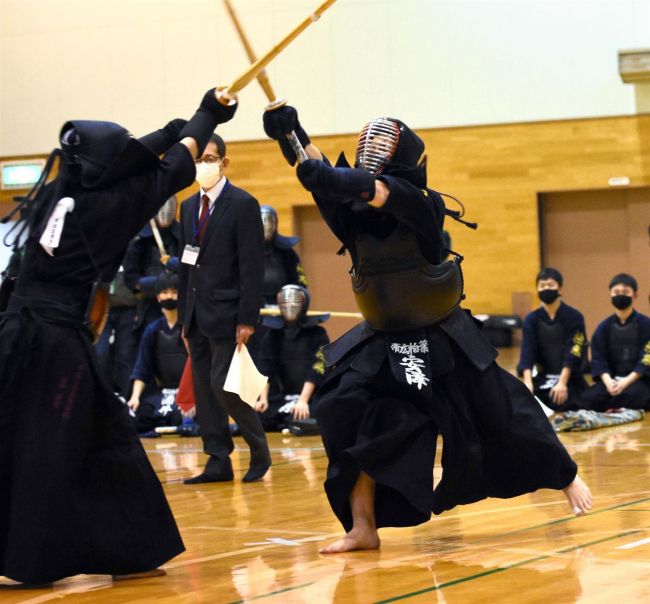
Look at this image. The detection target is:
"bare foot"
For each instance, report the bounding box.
[112,569,166,581]
[319,528,380,554]
[563,475,593,516]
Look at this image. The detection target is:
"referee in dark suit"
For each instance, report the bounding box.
[178,134,271,483]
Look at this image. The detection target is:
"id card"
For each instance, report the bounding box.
[181,244,200,265]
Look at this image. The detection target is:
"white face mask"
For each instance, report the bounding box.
[195,161,223,190]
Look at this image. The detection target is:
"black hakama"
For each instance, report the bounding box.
[0,315,184,583]
[0,142,195,583]
[316,316,578,533]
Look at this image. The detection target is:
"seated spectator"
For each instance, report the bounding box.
[127,271,186,434]
[254,285,329,432]
[579,273,650,411]
[248,205,310,363]
[518,268,588,411]
[260,205,308,305]
[123,195,181,338]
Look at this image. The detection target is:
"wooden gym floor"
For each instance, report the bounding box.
[1,350,649,603]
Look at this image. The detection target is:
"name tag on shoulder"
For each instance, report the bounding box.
[181,245,200,266]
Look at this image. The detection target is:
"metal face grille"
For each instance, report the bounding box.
[278,285,306,322]
[355,118,400,175]
[156,196,177,228]
[261,206,278,241]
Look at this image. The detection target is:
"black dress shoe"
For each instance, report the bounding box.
[184,457,233,484]
[242,460,271,483]
[183,470,233,484]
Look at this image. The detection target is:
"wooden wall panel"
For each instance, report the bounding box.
[3,114,650,314]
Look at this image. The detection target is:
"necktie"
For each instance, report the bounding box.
[198,194,210,243]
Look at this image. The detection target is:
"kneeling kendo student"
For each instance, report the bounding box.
[127,271,186,434]
[518,267,588,412]
[254,284,329,432]
[579,273,650,411]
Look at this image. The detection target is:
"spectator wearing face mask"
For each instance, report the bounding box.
[518,268,588,411]
[579,273,650,411]
[177,133,270,484]
[127,271,186,434]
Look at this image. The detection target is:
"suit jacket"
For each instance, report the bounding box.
[178,181,264,338]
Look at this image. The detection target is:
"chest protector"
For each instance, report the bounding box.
[535,320,565,374]
[263,247,290,298]
[608,320,639,376]
[278,332,316,394]
[351,225,464,331]
[153,326,187,388]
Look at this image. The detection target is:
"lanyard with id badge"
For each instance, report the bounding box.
[182,182,230,266]
[182,191,214,266]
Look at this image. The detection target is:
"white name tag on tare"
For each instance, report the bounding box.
[39,197,75,256]
[181,244,200,265]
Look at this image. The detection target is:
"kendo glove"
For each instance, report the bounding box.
[263,105,310,166]
[179,88,238,155]
[138,118,187,155]
[297,160,375,200]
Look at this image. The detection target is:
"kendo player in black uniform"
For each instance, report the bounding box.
[0,87,237,584]
[124,194,181,333]
[255,284,329,431]
[263,106,592,554]
[246,204,309,363]
[260,205,308,305]
[127,271,186,434]
[518,268,588,411]
[579,273,650,411]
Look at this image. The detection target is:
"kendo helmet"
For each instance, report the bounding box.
[277,284,309,323]
[355,118,426,187]
[59,120,159,190]
[260,205,278,242]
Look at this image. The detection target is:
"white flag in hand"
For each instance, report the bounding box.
[224,344,268,407]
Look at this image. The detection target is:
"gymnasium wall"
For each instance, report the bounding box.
[2,113,650,313]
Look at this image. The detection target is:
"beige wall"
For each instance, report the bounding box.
[2,0,650,156]
[542,188,650,335]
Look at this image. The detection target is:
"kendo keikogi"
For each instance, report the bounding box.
[579,307,650,411]
[260,205,308,305]
[123,195,181,331]
[263,105,591,552]
[518,302,588,411]
[128,272,186,434]
[255,284,329,431]
[0,86,237,583]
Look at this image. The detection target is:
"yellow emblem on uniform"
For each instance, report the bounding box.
[297,264,308,287]
[570,332,585,357]
[642,341,650,366]
[312,347,326,375]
